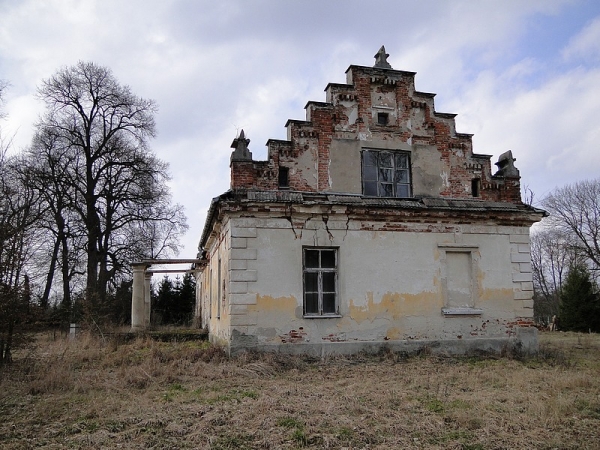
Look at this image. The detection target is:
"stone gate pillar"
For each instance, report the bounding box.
[144,271,153,328]
[131,263,148,331]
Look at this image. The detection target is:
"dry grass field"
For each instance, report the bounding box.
[1,331,599,449]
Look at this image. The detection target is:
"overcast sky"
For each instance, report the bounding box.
[1,0,600,262]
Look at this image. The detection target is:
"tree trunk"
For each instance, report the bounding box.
[60,230,72,317]
[41,234,60,309]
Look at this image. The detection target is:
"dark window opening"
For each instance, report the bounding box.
[278,167,289,188]
[472,178,480,197]
[377,112,389,125]
[303,248,338,316]
[362,149,412,198]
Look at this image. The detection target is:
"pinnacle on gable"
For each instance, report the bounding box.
[230,129,253,162]
[494,150,520,178]
[373,45,393,69]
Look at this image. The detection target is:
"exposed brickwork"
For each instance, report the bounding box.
[230,63,522,203]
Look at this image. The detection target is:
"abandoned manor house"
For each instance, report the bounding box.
[191,47,545,355]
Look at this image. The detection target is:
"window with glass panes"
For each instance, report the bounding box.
[303,248,338,316]
[362,149,411,198]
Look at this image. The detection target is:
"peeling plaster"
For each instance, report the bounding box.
[440,171,449,188]
[348,290,442,325]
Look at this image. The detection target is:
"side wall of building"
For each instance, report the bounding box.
[196,217,231,345]
[223,213,536,355]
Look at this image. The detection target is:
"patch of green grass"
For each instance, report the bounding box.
[277,417,304,429]
[449,399,471,409]
[205,389,259,404]
[463,444,485,450]
[276,416,314,447]
[424,396,445,413]
[292,428,308,447]
[211,432,255,449]
[161,382,188,402]
[575,398,600,419]
[443,430,472,441]
[68,420,99,434]
[104,420,127,433]
[337,426,354,439]
[420,396,470,414]
[428,429,480,447]
[168,382,186,392]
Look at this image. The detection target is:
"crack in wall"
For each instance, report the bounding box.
[343,214,350,241]
[322,214,335,242]
[284,203,299,239]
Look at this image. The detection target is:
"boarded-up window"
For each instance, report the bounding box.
[446,252,474,308]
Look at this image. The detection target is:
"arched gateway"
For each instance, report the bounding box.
[130,259,202,331]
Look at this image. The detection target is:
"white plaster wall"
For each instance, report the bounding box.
[198,218,231,345]
[226,214,533,348]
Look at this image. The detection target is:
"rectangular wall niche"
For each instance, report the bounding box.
[439,245,483,316]
[446,252,473,308]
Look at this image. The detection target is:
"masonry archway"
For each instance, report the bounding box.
[131,259,202,331]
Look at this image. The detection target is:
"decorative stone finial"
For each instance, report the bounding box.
[230,129,252,162]
[494,150,520,178]
[374,45,392,69]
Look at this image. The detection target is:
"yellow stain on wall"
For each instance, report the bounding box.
[385,327,403,340]
[348,290,442,324]
[478,288,514,305]
[249,295,298,321]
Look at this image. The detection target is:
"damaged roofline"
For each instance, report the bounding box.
[198,191,232,254]
[197,189,547,253]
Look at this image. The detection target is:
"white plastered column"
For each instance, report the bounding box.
[131,263,148,331]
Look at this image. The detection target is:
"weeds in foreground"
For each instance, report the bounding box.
[0,331,599,449]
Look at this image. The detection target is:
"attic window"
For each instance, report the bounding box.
[377,112,389,125]
[278,167,289,188]
[362,149,412,198]
[472,178,481,197]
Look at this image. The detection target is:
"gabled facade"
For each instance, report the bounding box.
[195,47,545,356]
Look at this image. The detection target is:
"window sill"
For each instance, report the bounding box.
[442,307,483,316]
[303,314,342,319]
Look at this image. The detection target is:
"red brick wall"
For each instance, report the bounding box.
[230,65,522,204]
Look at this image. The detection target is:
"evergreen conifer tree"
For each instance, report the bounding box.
[559,264,600,332]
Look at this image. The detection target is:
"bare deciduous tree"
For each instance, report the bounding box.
[0,149,41,365]
[32,62,187,309]
[530,227,581,323]
[543,179,600,271]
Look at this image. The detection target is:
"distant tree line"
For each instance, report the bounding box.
[533,179,600,332]
[0,63,188,364]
